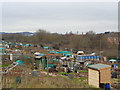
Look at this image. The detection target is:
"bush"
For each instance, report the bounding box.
[59,72,68,76]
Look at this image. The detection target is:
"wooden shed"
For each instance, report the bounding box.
[88,64,111,88]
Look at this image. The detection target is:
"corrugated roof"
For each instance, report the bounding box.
[88,64,111,70]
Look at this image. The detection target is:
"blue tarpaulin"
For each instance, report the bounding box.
[37,54,45,56]
[0,48,4,49]
[15,60,24,65]
[77,56,100,60]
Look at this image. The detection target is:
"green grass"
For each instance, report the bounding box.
[118,65,120,68]
[111,78,120,83]
[78,70,88,73]
[58,72,68,75]
[0,64,9,67]
[58,72,75,76]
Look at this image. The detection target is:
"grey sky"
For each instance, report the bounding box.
[1,2,118,34]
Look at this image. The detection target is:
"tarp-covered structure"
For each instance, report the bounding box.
[59,51,71,56]
[15,60,24,66]
[109,59,117,62]
[0,48,5,53]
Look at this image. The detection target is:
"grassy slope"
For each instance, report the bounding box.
[3,74,94,88]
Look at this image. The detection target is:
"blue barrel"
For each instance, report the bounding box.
[105,83,110,90]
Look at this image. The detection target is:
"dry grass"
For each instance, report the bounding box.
[2,73,94,88]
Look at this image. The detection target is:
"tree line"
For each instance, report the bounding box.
[2,29,119,57]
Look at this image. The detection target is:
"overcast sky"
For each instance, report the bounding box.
[1,2,118,34]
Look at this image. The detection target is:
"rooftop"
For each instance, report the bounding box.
[88,64,111,70]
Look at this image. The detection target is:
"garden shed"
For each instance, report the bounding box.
[0,48,5,53]
[88,64,111,88]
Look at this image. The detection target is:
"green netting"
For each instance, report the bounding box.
[48,51,55,53]
[59,51,71,56]
[55,52,60,54]
[22,55,30,59]
[25,44,32,47]
[59,51,70,53]
[0,48,5,53]
[8,42,12,45]
[63,54,71,57]
[35,60,40,68]
[44,46,49,49]
[48,64,55,68]
[49,59,58,63]
[42,58,47,69]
